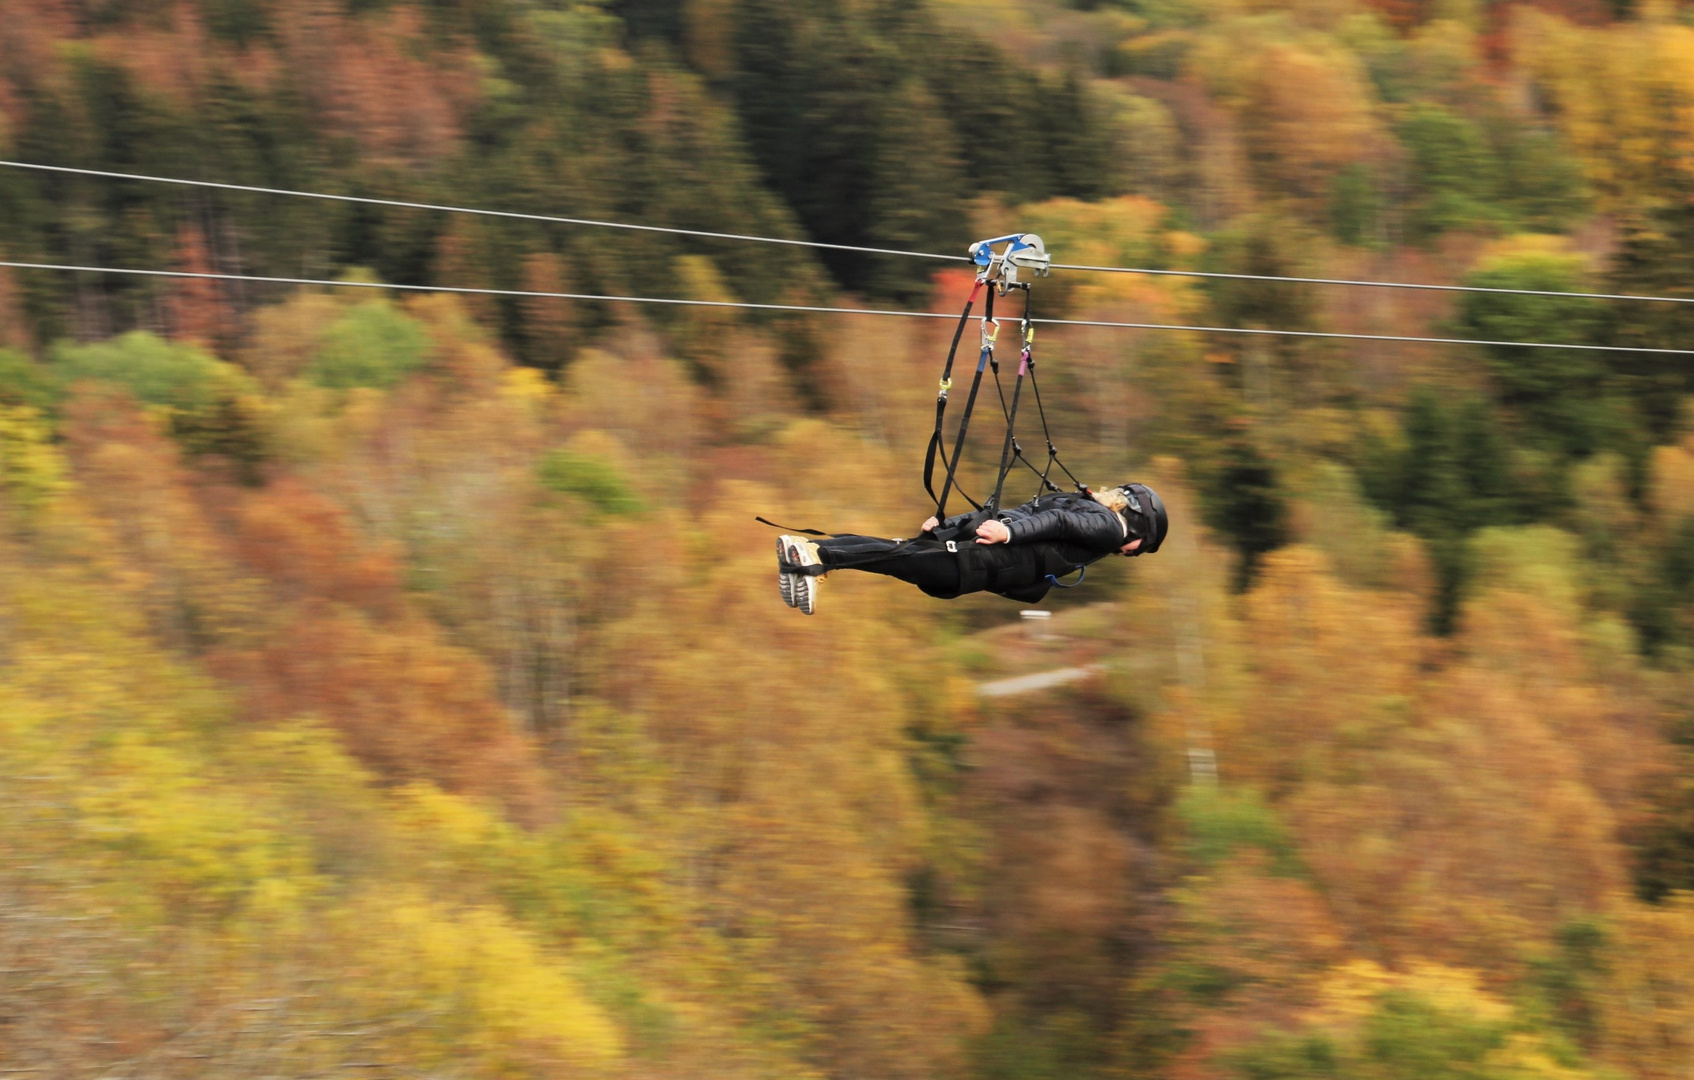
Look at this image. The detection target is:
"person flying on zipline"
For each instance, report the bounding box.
[775,483,1167,615]
[764,233,1169,614]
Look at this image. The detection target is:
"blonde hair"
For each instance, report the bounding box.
[1091,485,1130,515]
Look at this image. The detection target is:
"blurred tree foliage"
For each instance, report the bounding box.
[13,3,1694,1080]
[1359,390,1521,630]
[1199,436,1290,591]
[1456,250,1619,460]
[307,298,431,389]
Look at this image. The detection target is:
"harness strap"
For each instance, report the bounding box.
[987,287,1034,513]
[923,281,985,511]
[754,516,833,537]
[1025,360,1084,498]
[930,506,996,544]
[934,286,996,523]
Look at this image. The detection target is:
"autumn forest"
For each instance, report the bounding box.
[3,0,1694,1076]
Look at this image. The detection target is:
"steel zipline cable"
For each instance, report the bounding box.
[1042,260,1694,305]
[6,159,1694,307]
[7,259,1694,356]
[0,160,962,265]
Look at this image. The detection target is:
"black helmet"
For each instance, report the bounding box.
[1116,483,1168,556]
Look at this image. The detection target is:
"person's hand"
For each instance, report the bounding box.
[1120,537,1143,555]
[975,519,1011,545]
[921,516,939,533]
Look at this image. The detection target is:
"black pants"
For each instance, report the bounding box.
[816,535,1096,603]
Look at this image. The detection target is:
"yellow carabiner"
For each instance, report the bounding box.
[982,319,1001,347]
[938,377,953,394]
[1024,324,1035,347]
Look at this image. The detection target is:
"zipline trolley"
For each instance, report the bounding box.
[968,233,1051,292]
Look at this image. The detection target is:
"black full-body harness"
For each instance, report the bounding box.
[760,234,1094,589]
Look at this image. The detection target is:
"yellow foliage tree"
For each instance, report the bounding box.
[1513,8,1694,211]
[1599,893,1694,1080]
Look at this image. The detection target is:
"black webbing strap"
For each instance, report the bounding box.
[933,286,995,525]
[1012,451,1061,492]
[987,287,1033,513]
[923,280,985,512]
[1026,361,1084,499]
[754,516,833,537]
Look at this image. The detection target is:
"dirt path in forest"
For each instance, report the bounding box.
[966,602,1125,697]
[975,664,1104,697]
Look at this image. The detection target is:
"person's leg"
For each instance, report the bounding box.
[816,536,963,599]
[814,535,909,561]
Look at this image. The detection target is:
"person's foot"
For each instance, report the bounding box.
[780,535,824,615]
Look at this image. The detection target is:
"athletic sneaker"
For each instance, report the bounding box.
[780,535,824,616]
[776,536,799,608]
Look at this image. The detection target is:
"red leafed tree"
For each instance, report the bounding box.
[0,267,32,351]
[226,600,552,823]
[216,478,553,824]
[227,476,401,616]
[61,390,552,825]
[519,252,578,370]
[164,223,232,349]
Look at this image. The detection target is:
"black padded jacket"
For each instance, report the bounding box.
[941,494,1124,555]
[1000,492,1127,551]
[940,492,1126,554]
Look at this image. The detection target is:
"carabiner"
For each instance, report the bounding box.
[981,318,1001,349]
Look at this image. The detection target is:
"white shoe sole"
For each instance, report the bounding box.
[776,537,798,608]
[793,567,816,615]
